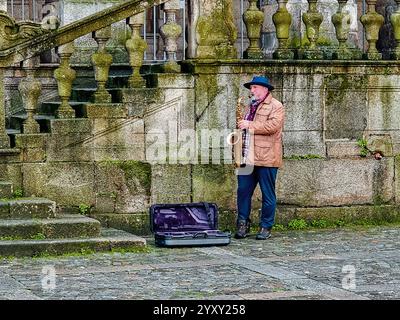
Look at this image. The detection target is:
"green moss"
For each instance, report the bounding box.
[289,35,310,48]
[288,219,308,230]
[79,204,91,215]
[12,188,23,198]
[100,160,151,193]
[195,1,237,59]
[357,138,371,157]
[316,36,334,47]
[284,154,323,160]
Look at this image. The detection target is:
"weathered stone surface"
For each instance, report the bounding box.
[122,88,165,118]
[90,212,149,235]
[294,205,400,224]
[0,164,22,191]
[192,165,237,210]
[15,134,47,162]
[50,119,93,135]
[91,118,145,161]
[7,198,56,219]
[0,214,100,239]
[94,161,151,214]
[148,74,195,89]
[283,74,323,130]
[283,131,326,157]
[0,182,12,198]
[276,158,395,207]
[86,103,127,118]
[367,75,400,131]
[0,227,145,257]
[47,133,94,162]
[0,201,9,217]
[326,139,361,158]
[324,74,368,140]
[22,163,96,207]
[150,164,191,204]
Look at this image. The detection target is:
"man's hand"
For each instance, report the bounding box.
[238,120,251,129]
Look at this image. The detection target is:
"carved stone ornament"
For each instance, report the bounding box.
[0,11,52,50]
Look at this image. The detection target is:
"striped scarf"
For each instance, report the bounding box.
[242,92,269,163]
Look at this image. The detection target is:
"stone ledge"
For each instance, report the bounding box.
[0,214,101,239]
[0,228,146,257]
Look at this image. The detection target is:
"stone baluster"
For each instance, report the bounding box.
[0,68,10,148]
[272,0,294,59]
[195,0,237,59]
[243,0,264,59]
[54,42,76,118]
[92,26,113,103]
[360,0,384,60]
[390,0,400,60]
[126,12,147,88]
[302,0,324,59]
[332,0,353,59]
[18,57,41,134]
[160,0,182,73]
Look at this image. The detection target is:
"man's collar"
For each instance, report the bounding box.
[263,92,273,105]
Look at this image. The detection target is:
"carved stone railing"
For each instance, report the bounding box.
[0,0,171,147]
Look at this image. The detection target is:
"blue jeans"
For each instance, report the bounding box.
[237,166,278,229]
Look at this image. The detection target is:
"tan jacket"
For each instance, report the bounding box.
[246,93,284,168]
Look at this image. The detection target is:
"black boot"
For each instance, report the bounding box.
[234,220,248,239]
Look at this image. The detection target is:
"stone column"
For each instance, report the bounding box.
[195,0,237,59]
[0,68,10,148]
[273,0,294,59]
[0,0,7,11]
[391,0,400,59]
[92,26,112,103]
[302,0,324,59]
[54,42,76,119]
[126,12,147,88]
[18,57,42,134]
[332,0,352,59]
[243,0,264,59]
[360,0,384,60]
[160,0,182,72]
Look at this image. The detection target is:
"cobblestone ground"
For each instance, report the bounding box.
[1,225,399,300]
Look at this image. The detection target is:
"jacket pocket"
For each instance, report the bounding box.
[254,139,272,161]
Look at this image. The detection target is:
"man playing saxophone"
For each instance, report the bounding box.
[234,75,285,240]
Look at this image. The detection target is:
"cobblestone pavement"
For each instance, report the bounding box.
[1,225,399,300]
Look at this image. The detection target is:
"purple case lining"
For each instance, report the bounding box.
[150,203,217,233]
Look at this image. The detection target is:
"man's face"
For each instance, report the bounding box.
[250,84,268,100]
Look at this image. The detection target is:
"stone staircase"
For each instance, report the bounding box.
[1,65,151,257]
[0,181,146,257]
[6,65,133,144]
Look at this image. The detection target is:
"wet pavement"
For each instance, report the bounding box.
[0,225,399,301]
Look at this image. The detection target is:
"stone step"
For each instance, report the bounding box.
[0,228,146,257]
[0,214,101,240]
[39,101,87,117]
[0,198,56,219]
[70,88,123,103]
[0,182,13,199]
[9,113,54,133]
[72,74,131,89]
[5,129,21,148]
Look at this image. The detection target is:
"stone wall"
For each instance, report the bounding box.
[4,60,400,231]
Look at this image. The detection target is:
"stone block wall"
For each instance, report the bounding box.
[4,59,400,232]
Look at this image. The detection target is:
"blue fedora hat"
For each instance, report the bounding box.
[244,76,274,91]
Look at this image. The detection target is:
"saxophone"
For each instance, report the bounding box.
[228,96,246,167]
